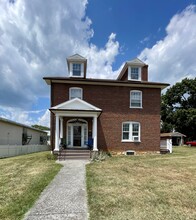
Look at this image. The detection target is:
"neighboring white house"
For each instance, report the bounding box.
[0,117,47,145]
[160,136,172,153]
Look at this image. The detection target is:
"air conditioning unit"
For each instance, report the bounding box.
[133,137,139,141]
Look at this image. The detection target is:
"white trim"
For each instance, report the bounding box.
[122,121,141,142]
[60,117,63,138]
[128,66,141,81]
[130,90,142,108]
[51,98,102,112]
[93,116,98,151]
[55,115,60,151]
[69,87,83,100]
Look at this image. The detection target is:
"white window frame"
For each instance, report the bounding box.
[122,122,141,142]
[130,90,142,108]
[69,87,83,100]
[128,66,141,81]
[70,63,84,77]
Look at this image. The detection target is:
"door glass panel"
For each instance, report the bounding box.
[84,125,87,145]
[73,126,81,146]
[68,126,71,145]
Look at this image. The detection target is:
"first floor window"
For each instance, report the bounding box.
[122,122,140,142]
[69,87,83,99]
[130,90,142,108]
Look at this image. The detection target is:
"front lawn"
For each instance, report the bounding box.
[0,152,62,220]
[86,146,196,220]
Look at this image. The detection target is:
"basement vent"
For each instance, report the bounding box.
[125,150,135,156]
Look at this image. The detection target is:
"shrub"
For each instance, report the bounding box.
[46,153,57,160]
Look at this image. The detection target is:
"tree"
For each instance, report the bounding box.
[32,124,50,131]
[161,78,196,140]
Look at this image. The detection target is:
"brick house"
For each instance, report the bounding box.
[44,54,169,154]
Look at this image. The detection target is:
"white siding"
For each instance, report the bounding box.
[0,120,47,146]
[160,138,172,153]
[0,121,23,145]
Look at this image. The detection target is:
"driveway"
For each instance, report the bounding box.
[24,160,89,220]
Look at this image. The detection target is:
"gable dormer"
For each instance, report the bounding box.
[117,58,148,81]
[66,54,87,78]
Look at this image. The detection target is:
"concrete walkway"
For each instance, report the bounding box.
[24,160,89,220]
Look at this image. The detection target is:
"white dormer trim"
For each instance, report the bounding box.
[128,66,141,81]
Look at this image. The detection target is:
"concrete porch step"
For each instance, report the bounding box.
[57,149,91,160]
[58,155,90,160]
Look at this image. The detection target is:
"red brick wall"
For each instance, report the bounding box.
[142,65,148,81]
[50,83,161,152]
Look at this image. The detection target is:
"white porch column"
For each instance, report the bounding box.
[93,116,98,151]
[55,115,60,151]
[60,117,63,139]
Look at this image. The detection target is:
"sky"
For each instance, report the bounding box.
[0,0,196,127]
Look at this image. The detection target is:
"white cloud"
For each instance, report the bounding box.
[37,110,50,127]
[0,0,120,125]
[139,5,196,86]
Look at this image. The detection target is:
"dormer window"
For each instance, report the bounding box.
[128,67,141,81]
[72,63,82,76]
[70,63,84,77]
[67,54,87,78]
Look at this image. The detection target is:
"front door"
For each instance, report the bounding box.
[73,125,82,146]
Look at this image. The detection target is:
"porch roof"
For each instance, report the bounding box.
[50,98,102,117]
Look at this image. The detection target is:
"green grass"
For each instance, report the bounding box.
[86,146,196,220]
[0,152,62,220]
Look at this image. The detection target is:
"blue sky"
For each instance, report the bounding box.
[87,0,196,68]
[0,0,196,127]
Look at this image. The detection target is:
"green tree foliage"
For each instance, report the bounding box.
[161,78,196,140]
[32,124,50,131]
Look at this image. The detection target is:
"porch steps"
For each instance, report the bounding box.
[57,149,91,160]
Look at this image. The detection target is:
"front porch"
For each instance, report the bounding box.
[50,98,102,153]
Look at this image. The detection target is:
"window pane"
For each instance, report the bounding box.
[123,132,129,140]
[73,63,81,76]
[131,91,141,107]
[123,123,129,131]
[132,123,139,137]
[70,88,82,99]
[131,68,139,79]
[68,126,71,145]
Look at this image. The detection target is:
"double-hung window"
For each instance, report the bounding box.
[72,63,81,76]
[122,122,140,142]
[69,87,83,100]
[128,67,141,81]
[130,90,142,108]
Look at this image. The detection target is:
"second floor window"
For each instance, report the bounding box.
[72,63,82,76]
[130,90,142,108]
[69,87,83,100]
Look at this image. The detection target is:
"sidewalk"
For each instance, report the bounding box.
[24,160,89,220]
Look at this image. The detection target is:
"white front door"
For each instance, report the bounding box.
[67,119,88,147]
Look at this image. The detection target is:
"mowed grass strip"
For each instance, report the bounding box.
[0,152,62,220]
[86,146,196,220]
